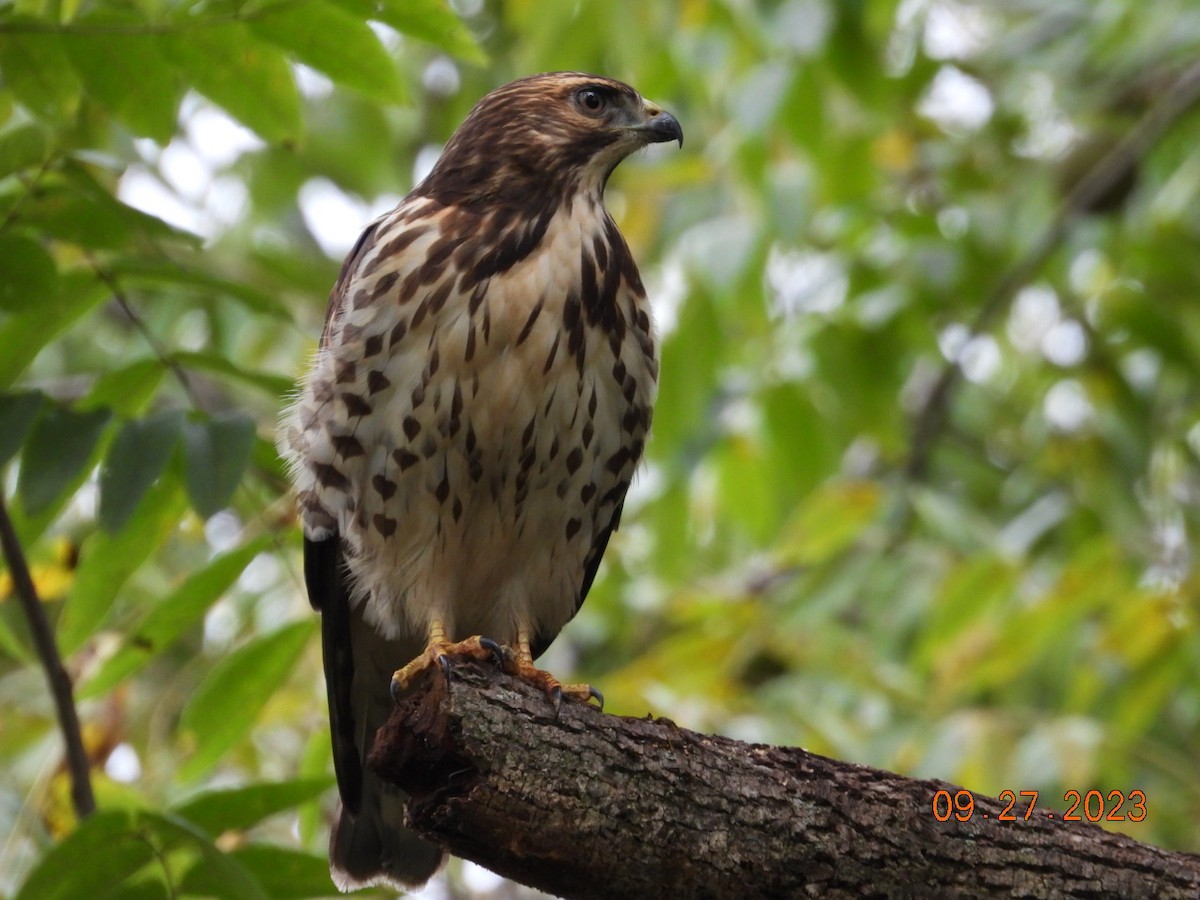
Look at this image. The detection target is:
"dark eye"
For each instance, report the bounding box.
[577,88,606,114]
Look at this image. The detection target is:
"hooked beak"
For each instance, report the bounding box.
[635,101,683,148]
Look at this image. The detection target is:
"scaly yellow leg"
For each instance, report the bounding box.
[389,618,497,701]
[506,627,603,708]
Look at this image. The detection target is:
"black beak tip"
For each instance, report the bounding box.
[647,111,684,148]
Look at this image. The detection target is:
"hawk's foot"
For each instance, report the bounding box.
[389,632,504,703]
[509,659,604,709]
[505,628,603,709]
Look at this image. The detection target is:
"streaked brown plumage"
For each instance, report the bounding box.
[279,72,681,891]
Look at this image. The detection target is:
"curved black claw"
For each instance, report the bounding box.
[478,636,509,669]
[588,685,605,710]
[389,673,405,705]
[437,653,453,676]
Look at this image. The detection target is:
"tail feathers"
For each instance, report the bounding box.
[330,773,445,891]
[306,533,444,891]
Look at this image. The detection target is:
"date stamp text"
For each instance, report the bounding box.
[932,789,1147,823]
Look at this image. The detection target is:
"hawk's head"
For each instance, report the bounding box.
[417,72,682,207]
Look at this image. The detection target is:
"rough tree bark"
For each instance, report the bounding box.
[370,660,1200,899]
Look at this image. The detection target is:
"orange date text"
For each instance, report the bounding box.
[931,789,1147,823]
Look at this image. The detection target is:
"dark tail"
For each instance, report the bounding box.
[329,771,443,891]
[306,535,444,890]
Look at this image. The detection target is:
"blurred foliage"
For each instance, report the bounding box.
[1,0,1200,896]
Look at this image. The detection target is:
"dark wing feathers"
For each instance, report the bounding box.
[320,218,380,349]
[305,215,378,815]
[304,534,363,813]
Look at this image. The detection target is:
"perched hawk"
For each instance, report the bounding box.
[279,72,682,890]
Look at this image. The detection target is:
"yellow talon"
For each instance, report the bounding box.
[389,619,497,701]
[503,628,603,708]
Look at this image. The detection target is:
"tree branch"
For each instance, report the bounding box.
[0,491,95,819]
[371,661,1200,899]
[904,59,1200,481]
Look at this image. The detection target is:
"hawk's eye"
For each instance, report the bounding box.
[577,88,607,114]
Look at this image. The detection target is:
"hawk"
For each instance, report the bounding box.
[279,72,682,890]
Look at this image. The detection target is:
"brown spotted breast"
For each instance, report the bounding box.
[279,188,656,649]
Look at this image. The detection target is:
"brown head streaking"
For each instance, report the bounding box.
[279,72,681,891]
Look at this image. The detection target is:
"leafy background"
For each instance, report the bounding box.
[2,0,1199,896]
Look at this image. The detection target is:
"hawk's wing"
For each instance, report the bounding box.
[303,535,360,810]
[304,217,375,817]
[302,218,445,889]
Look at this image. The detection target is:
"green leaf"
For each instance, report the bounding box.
[159,813,271,900]
[0,23,82,120]
[296,730,331,844]
[249,0,405,102]
[181,413,258,518]
[162,22,301,143]
[13,809,158,900]
[252,432,290,482]
[172,351,295,397]
[172,777,332,836]
[650,289,721,452]
[60,12,182,142]
[0,601,33,663]
[192,845,334,899]
[102,883,173,900]
[81,535,272,698]
[326,0,484,63]
[0,122,49,179]
[0,391,43,469]
[179,620,316,781]
[58,474,188,655]
[761,383,840,500]
[81,359,167,417]
[0,270,110,389]
[16,405,112,517]
[713,437,776,542]
[916,554,1017,677]
[98,410,184,532]
[0,233,58,313]
[105,257,290,319]
[13,809,268,900]
[776,480,883,567]
[17,168,198,249]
